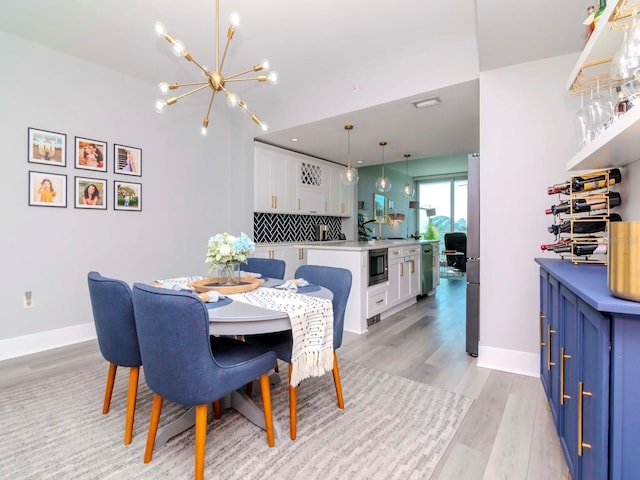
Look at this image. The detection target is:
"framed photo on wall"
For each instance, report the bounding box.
[75,137,107,172]
[114,181,141,211]
[74,176,107,209]
[113,144,142,176]
[28,128,66,166]
[373,193,386,221]
[28,171,67,207]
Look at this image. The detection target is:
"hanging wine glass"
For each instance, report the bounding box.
[611,25,632,81]
[586,78,614,138]
[574,93,591,151]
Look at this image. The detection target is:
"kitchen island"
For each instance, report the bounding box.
[303,239,439,334]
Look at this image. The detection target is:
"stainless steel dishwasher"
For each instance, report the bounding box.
[421,243,434,295]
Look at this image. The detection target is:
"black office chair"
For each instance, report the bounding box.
[444,232,467,272]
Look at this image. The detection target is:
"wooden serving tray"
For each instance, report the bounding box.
[188,276,264,295]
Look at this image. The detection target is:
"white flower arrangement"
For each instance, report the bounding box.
[205,232,255,272]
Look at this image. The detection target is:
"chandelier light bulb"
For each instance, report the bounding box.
[261,59,270,70]
[154,21,167,37]
[154,99,168,113]
[267,71,279,85]
[171,39,186,57]
[201,125,208,136]
[159,82,170,94]
[227,93,239,107]
[229,11,240,27]
[260,122,269,132]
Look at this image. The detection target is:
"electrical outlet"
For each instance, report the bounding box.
[24,291,32,309]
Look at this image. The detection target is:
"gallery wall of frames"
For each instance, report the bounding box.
[27,127,143,211]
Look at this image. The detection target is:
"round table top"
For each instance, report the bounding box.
[208,277,332,336]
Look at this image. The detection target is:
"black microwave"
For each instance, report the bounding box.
[368,248,389,286]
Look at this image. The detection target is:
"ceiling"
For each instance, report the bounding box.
[0,0,587,175]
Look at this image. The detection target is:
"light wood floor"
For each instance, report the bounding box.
[0,277,568,479]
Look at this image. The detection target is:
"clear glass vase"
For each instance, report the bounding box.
[217,262,240,286]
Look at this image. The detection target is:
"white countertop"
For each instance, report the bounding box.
[258,239,438,252]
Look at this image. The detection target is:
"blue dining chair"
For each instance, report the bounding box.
[244,264,352,440]
[245,257,286,280]
[131,283,277,480]
[87,271,141,446]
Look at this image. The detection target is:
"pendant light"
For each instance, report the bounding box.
[402,153,415,198]
[342,124,359,185]
[375,141,391,192]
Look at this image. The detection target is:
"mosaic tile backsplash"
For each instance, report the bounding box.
[254,213,343,243]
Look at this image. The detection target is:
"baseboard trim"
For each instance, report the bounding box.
[476,345,538,377]
[0,323,97,361]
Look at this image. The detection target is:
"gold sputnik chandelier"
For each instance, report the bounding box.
[153,0,279,135]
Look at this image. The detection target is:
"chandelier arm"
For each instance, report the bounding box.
[218,27,234,73]
[171,81,210,89]
[170,84,212,103]
[238,101,265,127]
[204,90,217,120]
[215,0,220,71]
[187,57,211,76]
[226,76,267,83]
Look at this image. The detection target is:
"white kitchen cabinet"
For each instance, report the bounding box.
[326,165,353,217]
[253,245,286,261]
[297,159,325,214]
[254,146,297,213]
[366,283,388,318]
[387,246,402,305]
[285,245,307,280]
[400,245,421,301]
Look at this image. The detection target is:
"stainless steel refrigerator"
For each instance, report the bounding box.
[466,153,480,356]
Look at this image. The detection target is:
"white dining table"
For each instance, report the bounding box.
[154,278,333,446]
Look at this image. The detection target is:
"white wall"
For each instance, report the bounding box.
[0,31,256,359]
[477,54,579,376]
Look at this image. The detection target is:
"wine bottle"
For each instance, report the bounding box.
[548,213,622,235]
[540,239,570,251]
[545,191,621,215]
[547,168,622,195]
[550,243,607,256]
[593,0,606,26]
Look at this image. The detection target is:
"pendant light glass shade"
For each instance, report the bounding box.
[402,153,415,198]
[342,124,359,185]
[375,141,391,192]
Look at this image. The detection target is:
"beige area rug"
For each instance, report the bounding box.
[0,359,472,479]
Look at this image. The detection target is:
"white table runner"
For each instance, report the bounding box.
[228,288,334,387]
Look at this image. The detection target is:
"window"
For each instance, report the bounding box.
[416,175,468,249]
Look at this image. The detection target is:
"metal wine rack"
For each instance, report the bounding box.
[549,170,617,265]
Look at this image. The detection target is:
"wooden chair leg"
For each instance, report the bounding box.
[332,351,345,409]
[144,394,163,463]
[259,373,275,447]
[213,399,222,420]
[194,404,208,480]
[124,366,140,445]
[103,363,117,414]
[288,363,298,440]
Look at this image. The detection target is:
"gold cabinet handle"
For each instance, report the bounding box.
[375,299,384,304]
[560,347,572,405]
[410,259,415,274]
[539,313,546,349]
[400,263,404,276]
[578,381,593,456]
[298,199,300,210]
[547,325,556,371]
